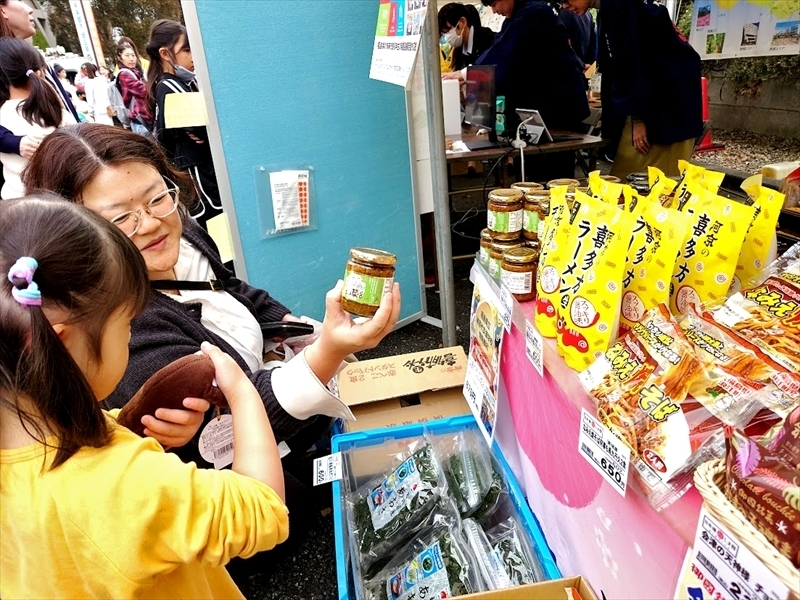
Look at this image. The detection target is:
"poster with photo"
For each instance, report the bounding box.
[369,0,429,87]
[690,0,800,59]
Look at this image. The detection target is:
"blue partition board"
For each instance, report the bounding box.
[193,1,421,321]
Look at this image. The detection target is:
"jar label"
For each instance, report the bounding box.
[523,210,540,233]
[488,209,523,233]
[478,246,489,266]
[501,269,533,294]
[488,256,502,278]
[343,269,393,306]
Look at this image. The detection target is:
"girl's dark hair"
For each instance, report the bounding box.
[22,123,198,214]
[438,2,481,33]
[144,19,187,118]
[82,62,98,79]
[0,38,63,128]
[0,194,149,468]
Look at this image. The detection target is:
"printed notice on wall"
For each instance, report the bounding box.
[370,0,429,87]
[269,170,310,231]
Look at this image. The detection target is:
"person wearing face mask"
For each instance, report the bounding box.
[145,19,222,230]
[439,3,496,81]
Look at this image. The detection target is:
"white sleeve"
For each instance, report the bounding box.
[270,348,355,421]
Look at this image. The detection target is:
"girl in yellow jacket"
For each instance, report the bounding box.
[0,195,289,599]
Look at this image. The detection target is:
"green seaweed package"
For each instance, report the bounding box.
[486,517,544,585]
[435,429,494,517]
[349,443,446,571]
[461,518,513,590]
[469,458,507,523]
[363,522,483,600]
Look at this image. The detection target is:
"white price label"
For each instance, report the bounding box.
[313,452,343,486]
[687,508,789,600]
[198,414,234,470]
[525,319,544,377]
[578,409,630,497]
[499,285,513,333]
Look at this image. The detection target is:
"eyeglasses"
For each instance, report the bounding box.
[109,178,180,237]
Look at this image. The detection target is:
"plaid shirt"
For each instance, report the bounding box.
[117,67,152,126]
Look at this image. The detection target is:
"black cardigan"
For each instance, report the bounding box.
[103,222,312,465]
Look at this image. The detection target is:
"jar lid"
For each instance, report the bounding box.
[350,247,397,265]
[511,182,544,193]
[503,247,538,264]
[488,188,524,203]
[546,178,579,189]
[626,172,648,183]
[600,175,621,183]
[480,228,494,241]
[490,239,524,252]
[576,186,589,194]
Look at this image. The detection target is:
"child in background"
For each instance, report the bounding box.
[0,38,76,199]
[0,195,288,599]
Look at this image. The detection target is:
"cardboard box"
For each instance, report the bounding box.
[464,576,598,600]
[335,346,469,432]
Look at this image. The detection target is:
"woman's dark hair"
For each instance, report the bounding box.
[438,2,481,34]
[0,194,149,469]
[115,37,143,70]
[0,38,63,128]
[0,0,16,38]
[22,123,198,214]
[82,62,97,79]
[144,19,187,118]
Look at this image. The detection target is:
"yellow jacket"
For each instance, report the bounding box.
[0,415,288,599]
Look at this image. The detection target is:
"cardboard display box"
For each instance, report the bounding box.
[465,576,598,599]
[334,346,470,432]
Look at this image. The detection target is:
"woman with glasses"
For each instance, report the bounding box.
[23,123,401,570]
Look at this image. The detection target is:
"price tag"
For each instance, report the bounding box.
[681,507,790,600]
[525,319,544,377]
[313,452,343,486]
[198,414,234,470]
[499,285,513,333]
[578,408,630,497]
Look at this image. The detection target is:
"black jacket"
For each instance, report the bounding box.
[598,0,702,146]
[102,222,315,466]
[451,24,496,71]
[560,9,596,70]
[475,0,589,131]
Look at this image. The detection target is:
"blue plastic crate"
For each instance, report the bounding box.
[331,415,561,600]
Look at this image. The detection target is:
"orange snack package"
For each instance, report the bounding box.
[556,192,635,370]
[670,183,755,314]
[534,186,570,338]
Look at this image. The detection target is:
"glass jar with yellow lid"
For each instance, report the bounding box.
[488,239,524,279]
[546,178,579,190]
[341,247,396,317]
[487,189,524,241]
[478,228,494,268]
[501,247,539,302]
[519,190,549,242]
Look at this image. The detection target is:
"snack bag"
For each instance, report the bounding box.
[620,199,692,333]
[670,183,755,314]
[535,186,570,337]
[724,427,800,568]
[734,174,784,291]
[713,243,800,373]
[647,166,677,206]
[557,192,635,370]
[622,185,640,213]
[700,168,725,194]
[588,169,622,205]
[669,160,706,210]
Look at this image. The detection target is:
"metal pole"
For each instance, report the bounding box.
[421,0,457,347]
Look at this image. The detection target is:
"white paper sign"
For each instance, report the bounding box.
[578,409,630,497]
[269,169,309,231]
[687,507,790,600]
[499,284,513,333]
[525,319,544,377]
[313,452,343,486]
[369,0,429,87]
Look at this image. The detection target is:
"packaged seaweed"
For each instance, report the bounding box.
[486,517,544,585]
[348,442,447,572]
[461,518,512,590]
[363,520,483,600]
[433,429,493,518]
[470,457,508,523]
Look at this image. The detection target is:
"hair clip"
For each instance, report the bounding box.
[7,257,42,307]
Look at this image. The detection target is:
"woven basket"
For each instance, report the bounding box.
[694,459,800,598]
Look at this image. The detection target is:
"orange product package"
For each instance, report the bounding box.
[556,192,635,370]
[620,199,692,334]
[669,183,755,314]
[734,174,784,291]
[535,186,571,338]
[713,242,800,374]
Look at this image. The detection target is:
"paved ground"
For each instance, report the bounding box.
[693,129,800,174]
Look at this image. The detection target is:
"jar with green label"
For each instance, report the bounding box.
[341,247,396,317]
[501,247,538,302]
[536,199,550,241]
[488,239,524,279]
[487,189,524,241]
[510,182,544,195]
[479,229,494,268]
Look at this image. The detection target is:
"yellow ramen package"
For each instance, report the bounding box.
[647,166,678,206]
[669,160,706,209]
[622,185,640,212]
[535,186,570,338]
[557,192,635,369]
[701,168,725,194]
[620,200,692,333]
[734,174,784,290]
[588,170,623,205]
[670,183,755,314]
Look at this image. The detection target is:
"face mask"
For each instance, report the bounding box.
[444,25,462,48]
[172,64,195,84]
